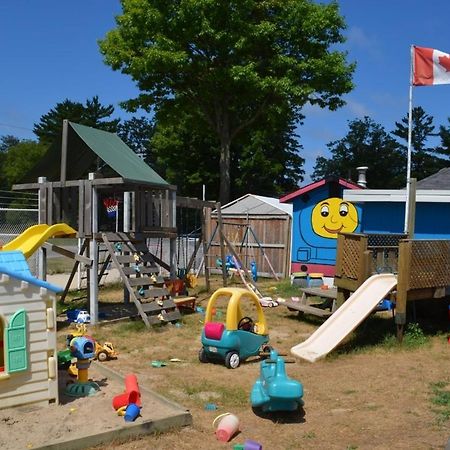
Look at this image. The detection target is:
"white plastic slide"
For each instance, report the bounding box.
[291,273,397,362]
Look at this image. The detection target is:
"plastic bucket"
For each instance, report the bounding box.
[214,413,239,442]
[124,403,140,422]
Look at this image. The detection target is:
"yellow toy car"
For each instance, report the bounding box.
[199,287,270,369]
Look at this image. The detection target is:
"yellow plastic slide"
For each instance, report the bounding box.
[1,223,77,258]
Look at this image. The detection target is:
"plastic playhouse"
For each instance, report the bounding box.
[199,287,270,369]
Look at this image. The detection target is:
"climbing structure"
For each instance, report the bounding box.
[102,232,181,326]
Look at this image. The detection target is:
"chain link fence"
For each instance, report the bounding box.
[0,191,39,275]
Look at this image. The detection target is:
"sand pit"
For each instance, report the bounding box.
[0,362,191,450]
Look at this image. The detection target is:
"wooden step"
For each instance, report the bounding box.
[141,299,177,312]
[122,266,159,276]
[146,310,181,325]
[138,287,170,298]
[101,232,145,243]
[115,254,156,264]
[127,276,161,287]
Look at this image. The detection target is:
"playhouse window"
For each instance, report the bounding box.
[0,309,28,378]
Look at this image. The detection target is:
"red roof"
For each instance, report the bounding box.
[280,177,362,203]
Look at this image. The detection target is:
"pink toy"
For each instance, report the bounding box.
[204,322,225,340]
[213,413,240,442]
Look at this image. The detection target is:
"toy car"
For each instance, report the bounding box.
[94,341,118,361]
[199,287,270,369]
[76,310,91,323]
[251,349,304,412]
[259,297,279,308]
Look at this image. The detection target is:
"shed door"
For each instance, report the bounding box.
[6,309,28,373]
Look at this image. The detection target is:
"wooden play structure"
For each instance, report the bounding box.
[334,232,450,339]
[0,251,60,409]
[13,121,222,327]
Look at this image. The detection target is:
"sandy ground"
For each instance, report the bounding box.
[0,363,185,450]
[2,286,450,450]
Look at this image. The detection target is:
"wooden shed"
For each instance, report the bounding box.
[209,194,292,278]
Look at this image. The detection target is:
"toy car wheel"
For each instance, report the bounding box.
[198,348,209,363]
[97,351,108,362]
[225,351,240,369]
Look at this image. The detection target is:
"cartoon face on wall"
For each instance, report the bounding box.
[311,197,359,239]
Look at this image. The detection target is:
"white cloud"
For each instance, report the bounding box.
[347,26,381,58]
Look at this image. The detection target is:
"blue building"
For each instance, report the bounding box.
[280,177,362,276]
[343,168,450,238]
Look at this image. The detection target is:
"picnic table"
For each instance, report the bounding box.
[283,286,337,318]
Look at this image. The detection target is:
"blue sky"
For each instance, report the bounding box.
[1,0,450,183]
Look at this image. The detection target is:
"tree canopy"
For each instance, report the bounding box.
[392,106,446,180]
[312,116,405,188]
[33,96,119,144]
[99,0,354,203]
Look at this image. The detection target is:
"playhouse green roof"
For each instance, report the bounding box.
[24,122,168,186]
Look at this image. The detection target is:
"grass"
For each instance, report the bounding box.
[429,380,450,424]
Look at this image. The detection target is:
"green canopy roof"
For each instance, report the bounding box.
[24,121,168,186]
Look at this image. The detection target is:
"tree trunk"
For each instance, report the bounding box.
[218,113,231,204]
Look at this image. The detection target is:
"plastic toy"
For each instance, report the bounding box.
[112,373,142,410]
[65,333,100,397]
[95,341,118,361]
[251,349,303,412]
[199,287,270,369]
[213,412,240,442]
[76,310,91,323]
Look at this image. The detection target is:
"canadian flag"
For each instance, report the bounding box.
[413,46,450,86]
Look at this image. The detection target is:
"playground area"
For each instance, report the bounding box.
[1,277,449,449]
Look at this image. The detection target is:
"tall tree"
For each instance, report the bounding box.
[0,135,20,153]
[391,106,444,180]
[435,118,450,164]
[33,96,119,144]
[312,117,405,188]
[99,0,354,203]
[117,116,155,164]
[151,102,304,199]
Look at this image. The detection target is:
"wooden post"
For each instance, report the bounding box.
[201,207,210,292]
[88,173,98,325]
[169,189,177,278]
[216,202,228,286]
[396,240,411,341]
[407,178,416,238]
[38,177,47,280]
[60,119,69,184]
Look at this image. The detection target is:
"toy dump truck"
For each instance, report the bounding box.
[94,342,118,361]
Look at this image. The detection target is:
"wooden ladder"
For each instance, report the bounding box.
[102,232,181,328]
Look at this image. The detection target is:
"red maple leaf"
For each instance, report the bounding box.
[438,55,450,72]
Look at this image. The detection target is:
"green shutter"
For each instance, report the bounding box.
[6,309,28,373]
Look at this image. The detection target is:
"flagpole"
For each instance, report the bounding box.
[404,45,414,234]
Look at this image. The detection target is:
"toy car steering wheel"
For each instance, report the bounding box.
[238,316,254,332]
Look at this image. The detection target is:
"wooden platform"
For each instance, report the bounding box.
[173,296,197,312]
[284,286,337,318]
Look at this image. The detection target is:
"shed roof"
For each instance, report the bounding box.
[416,167,450,189]
[280,177,362,203]
[219,194,292,216]
[24,122,168,187]
[0,251,62,292]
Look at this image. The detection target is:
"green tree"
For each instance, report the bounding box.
[2,141,47,188]
[33,96,119,144]
[312,117,405,188]
[99,0,354,203]
[151,102,304,199]
[117,116,155,164]
[0,135,20,152]
[435,118,450,164]
[391,106,444,180]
